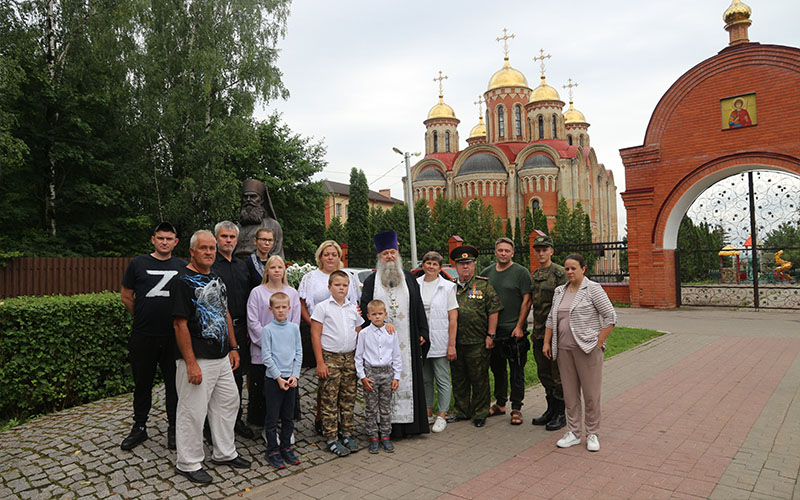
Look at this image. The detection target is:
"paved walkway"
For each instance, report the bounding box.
[1,307,799,499]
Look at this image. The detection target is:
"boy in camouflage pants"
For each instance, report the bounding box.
[355,300,402,453]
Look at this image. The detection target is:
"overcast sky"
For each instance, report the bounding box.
[256,1,797,235]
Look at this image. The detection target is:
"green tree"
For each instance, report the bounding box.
[677,215,724,282]
[505,218,513,239]
[430,195,463,251]
[761,221,799,277]
[414,199,436,259]
[523,206,534,240]
[513,217,527,268]
[325,217,346,246]
[345,168,371,266]
[533,206,548,234]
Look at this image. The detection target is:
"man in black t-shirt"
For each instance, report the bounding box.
[172,230,250,485]
[212,221,255,439]
[120,222,186,451]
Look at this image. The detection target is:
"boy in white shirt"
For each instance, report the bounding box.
[355,300,402,453]
[310,270,363,457]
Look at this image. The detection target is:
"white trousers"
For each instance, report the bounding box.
[175,357,240,472]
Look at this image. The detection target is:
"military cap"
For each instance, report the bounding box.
[450,245,478,263]
[532,235,554,248]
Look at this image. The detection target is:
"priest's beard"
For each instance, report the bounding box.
[240,202,265,225]
[377,256,404,289]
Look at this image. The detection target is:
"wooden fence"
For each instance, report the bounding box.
[0,257,133,298]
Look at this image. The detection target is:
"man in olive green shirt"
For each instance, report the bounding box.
[480,237,532,425]
[530,235,567,430]
[450,245,503,428]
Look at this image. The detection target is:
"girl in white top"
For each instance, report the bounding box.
[298,240,361,432]
[246,255,301,427]
[416,251,458,433]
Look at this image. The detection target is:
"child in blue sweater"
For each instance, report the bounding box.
[261,292,303,469]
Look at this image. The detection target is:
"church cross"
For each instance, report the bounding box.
[473,95,484,116]
[433,70,448,95]
[563,78,579,100]
[496,28,515,57]
[533,48,552,76]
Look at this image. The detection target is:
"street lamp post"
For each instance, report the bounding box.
[393,147,420,269]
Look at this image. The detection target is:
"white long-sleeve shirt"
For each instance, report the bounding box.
[354,323,402,380]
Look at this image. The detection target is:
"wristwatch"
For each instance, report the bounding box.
[230,346,240,352]
[486,333,496,340]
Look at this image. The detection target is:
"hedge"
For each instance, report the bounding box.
[0,292,133,419]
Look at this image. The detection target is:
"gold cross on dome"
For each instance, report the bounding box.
[496,28,515,57]
[433,70,448,95]
[473,95,484,116]
[563,78,579,100]
[533,48,552,76]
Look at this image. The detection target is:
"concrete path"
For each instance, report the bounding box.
[1,307,798,499]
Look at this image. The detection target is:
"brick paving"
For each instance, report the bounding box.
[1,307,799,500]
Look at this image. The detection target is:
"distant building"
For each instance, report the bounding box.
[409,34,619,256]
[323,180,403,227]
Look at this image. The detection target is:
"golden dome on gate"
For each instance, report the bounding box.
[530,75,561,103]
[564,101,586,124]
[427,94,457,120]
[724,0,752,27]
[469,116,487,138]
[488,57,529,91]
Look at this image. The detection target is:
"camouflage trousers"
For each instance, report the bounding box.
[450,343,491,421]
[532,336,564,401]
[319,350,358,442]
[363,365,394,439]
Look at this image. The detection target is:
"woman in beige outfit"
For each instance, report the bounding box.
[543,254,616,452]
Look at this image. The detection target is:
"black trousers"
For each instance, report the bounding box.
[248,364,267,426]
[128,332,177,427]
[231,321,250,421]
[263,379,296,453]
[489,336,528,410]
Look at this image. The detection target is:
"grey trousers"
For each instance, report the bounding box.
[364,365,394,439]
[423,356,452,414]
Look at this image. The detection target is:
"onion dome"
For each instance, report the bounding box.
[427,94,456,120]
[488,57,529,91]
[564,100,586,124]
[724,0,752,28]
[529,75,561,103]
[469,116,487,138]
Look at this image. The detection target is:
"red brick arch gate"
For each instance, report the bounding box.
[620,42,800,308]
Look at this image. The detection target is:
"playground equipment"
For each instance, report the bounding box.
[775,250,793,281]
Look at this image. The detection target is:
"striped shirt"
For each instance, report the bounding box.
[546,277,616,359]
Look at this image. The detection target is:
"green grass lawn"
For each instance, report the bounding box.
[432,326,665,413]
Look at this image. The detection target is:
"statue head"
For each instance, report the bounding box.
[240,178,277,225]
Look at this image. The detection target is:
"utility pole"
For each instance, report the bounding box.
[393,147,420,268]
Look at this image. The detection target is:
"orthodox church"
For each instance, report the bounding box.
[409,33,619,249]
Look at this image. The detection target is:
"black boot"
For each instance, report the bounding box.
[545,399,566,431]
[531,396,554,426]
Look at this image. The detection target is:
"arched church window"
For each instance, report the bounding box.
[579,134,584,147]
[498,106,505,138]
[532,199,540,211]
[552,114,557,138]
[445,131,451,152]
[433,131,438,153]
[568,135,573,145]
[538,115,544,139]
[515,105,522,137]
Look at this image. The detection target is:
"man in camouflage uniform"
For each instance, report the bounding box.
[450,245,503,427]
[530,235,568,430]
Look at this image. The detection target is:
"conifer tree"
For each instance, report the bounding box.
[345,168,371,266]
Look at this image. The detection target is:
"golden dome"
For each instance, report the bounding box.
[529,75,561,103]
[469,116,486,138]
[488,57,529,91]
[427,94,456,120]
[564,100,586,124]
[724,0,752,27]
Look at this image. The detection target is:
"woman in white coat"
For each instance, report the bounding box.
[416,251,458,433]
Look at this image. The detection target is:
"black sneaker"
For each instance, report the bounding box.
[381,437,395,453]
[368,438,379,454]
[120,425,148,451]
[280,448,300,465]
[175,467,213,484]
[266,451,285,469]
[167,426,176,450]
[210,455,251,469]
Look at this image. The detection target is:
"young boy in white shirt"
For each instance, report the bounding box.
[261,292,302,469]
[310,270,363,457]
[355,300,402,453]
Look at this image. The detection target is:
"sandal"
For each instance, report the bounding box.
[327,440,351,457]
[510,409,523,425]
[488,404,506,417]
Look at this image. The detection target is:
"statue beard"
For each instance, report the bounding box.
[377,256,404,289]
[240,202,265,225]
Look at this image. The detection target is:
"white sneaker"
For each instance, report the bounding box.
[586,434,600,452]
[556,431,581,448]
[431,416,447,433]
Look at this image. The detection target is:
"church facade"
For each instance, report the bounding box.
[409,39,619,263]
